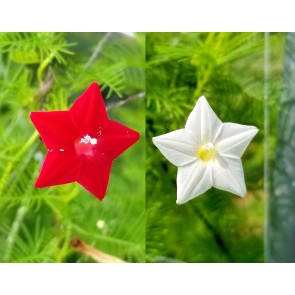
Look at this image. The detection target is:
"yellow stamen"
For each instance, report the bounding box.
[197,143,216,162]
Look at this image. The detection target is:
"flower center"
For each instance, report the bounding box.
[197,143,216,162]
[75,134,97,156]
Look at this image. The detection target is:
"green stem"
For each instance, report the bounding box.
[0,131,39,196]
[37,52,55,82]
[17,130,39,158]
[192,206,233,262]
[3,200,28,262]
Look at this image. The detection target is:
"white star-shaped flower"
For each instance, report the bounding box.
[152,96,258,205]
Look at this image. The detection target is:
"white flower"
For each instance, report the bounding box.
[152,96,258,205]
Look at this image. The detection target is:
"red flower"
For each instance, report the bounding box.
[30,82,140,200]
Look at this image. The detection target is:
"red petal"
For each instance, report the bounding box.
[35,150,82,187]
[30,111,77,150]
[30,83,140,201]
[77,151,112,200]
[70,82,109,136]
[97,120,140,160]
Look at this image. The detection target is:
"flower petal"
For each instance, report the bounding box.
[185,96,222,143]
[214,123,258,158]
[212,156,246,197]
[35,150,82,187]
[77,152,112,200]
[97,120,140,160]
[70,82,109,136]
[30,111,77,150]
[176,160,213,204]
[152,129,197,167]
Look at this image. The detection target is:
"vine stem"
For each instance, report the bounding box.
[192,206,233,262]
[37,52,55,82]
[16,130,39,158]
[106,91,145,111]
[84,32,112,70]
[3,200,28,261]
[0,131,39,196]
[1,131,39,261]
[69,32,112,94]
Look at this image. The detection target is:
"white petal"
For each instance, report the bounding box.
[212,156,246,197]
[152,129,197,167]
[214,123,258,158]
[185,96,222,143]
[176,160,213,204]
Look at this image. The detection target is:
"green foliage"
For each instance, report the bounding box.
[0,32,145,262]
[146,32,285,262]
[0,32,74,64]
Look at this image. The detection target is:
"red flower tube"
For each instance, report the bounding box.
[30,82,140,200]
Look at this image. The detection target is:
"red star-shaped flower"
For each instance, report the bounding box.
[30,82,140,200]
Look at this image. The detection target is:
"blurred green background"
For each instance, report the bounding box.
[146,32,284,262]
[0,32,145,262]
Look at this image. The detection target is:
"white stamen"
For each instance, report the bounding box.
[90,138,97,145]
[79,134,97,145]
